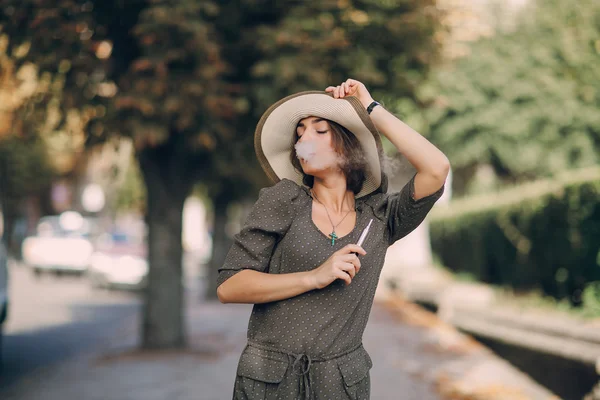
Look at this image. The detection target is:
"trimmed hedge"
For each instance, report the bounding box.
[430,167,600,304]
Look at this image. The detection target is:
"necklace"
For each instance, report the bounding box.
[311,189,354,246]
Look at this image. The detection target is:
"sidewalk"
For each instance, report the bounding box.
[0,296,558,400]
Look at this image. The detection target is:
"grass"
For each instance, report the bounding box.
[492,286,600,320]
[432,261,600,321]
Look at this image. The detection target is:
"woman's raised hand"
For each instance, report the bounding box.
[325,78,374,109]
[310,244,367,289]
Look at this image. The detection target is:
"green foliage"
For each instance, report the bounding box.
[114,155,146,214]
[424,0,600,194]
[116,1,227,147]
[248,0,442,116]
[0,135,55,212]
[430,167,600,304]
[581,281,600,317]
[0,34,61,217]
[0,1,111,127]
[492,284,600,319]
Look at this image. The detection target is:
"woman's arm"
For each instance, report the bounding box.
[218,244,366,304]
[217,269,316,304]
[327,79,450,199]
[369,106,449,199]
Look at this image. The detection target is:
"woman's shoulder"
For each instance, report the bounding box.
[357,190,388,207]
[249,179,306,230]
[273,178,303,191]
[257,178,308,205]
[356,190,388,221]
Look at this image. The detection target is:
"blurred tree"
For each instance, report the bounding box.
[2,0,234,348]
[0,35,66,254]
[0,136,55,252]
[423,0,600,196]
[1,0,444,348]
[246,0,442,112]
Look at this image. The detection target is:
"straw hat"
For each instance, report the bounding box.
[254,91,384,198]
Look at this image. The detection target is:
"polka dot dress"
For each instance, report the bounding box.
[218,176,444,400]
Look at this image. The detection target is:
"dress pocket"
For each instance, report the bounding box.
[337,346,373,400]
[234,346,289,400]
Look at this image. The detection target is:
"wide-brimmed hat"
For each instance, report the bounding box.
[254,91,384,198]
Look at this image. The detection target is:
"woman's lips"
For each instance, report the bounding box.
[299,153,316,162]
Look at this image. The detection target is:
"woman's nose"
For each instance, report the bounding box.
[298,129,315,142]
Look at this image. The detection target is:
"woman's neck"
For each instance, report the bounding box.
[311,175,355,213]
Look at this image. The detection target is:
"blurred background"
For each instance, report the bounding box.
[0,0,599,399]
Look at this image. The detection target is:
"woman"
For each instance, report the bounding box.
[217,79,449,400]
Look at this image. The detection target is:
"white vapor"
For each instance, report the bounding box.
[294,141,343,171]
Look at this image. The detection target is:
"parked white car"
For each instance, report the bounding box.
[87,230,148,290]
[22,212,95,276]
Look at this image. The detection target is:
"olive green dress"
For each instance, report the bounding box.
[217,176,444,400]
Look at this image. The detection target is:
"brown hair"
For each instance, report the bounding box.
[290,119,367,194]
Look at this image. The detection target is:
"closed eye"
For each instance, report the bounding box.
[317,130,328,134]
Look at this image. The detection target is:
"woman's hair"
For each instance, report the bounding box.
[290,119,367,195]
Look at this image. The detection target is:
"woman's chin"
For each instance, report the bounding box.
[301,163,323,175]
[301,167,316,176]
[301,166,335,178]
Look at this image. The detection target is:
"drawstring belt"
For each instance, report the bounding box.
[291,352,313,400]
[247,340,362,400]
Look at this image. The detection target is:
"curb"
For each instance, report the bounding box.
[446,309,600,367]
[393,266,600,369]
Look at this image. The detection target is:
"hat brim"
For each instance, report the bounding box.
[254,91,383,198]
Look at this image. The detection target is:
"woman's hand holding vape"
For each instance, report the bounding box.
[310,244,366,289]
[310,219,373,289]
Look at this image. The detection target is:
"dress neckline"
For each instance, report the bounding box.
[299,185,363,244]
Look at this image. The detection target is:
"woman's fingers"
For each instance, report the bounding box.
[335,269,352,285]
[326,79,365,98]
[345,80,354,94]
[338,244,366,256]
[340,262,356,279]
[326,80,364,98]
[340,253,361,271]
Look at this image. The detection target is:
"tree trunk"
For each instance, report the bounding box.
[0,196,18,258]
[0,205,15,252]
[0,160,11,249]
[139,149,192,349]
[205,191,234,300]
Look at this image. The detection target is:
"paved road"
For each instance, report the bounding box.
[0,264,140,390]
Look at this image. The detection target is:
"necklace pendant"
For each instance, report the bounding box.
[329,231,338,246]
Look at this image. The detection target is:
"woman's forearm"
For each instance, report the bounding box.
[217,269,317,304]
[369,105,450,198]
[327,79,449,198]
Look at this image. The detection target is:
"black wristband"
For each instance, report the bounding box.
[366,101,380,115]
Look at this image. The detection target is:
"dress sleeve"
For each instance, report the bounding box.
[216,179,300,287]
[385,173,445,245]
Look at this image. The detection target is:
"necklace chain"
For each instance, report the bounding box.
[311,189,354,246]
